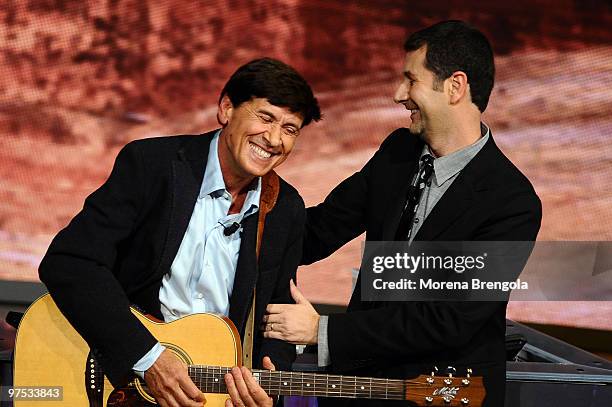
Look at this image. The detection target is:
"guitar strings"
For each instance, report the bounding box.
[188,369,467,388]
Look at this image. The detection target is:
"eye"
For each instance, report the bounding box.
[259,115,274,123]
[283,127,299,137]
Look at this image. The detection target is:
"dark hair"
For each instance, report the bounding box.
[219,57,321,126]
[404,20,495,112]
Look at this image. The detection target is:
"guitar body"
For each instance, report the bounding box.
[13,294,241,406]
[13,294,487,406]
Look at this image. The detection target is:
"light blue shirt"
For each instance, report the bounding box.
[134,130,261,376]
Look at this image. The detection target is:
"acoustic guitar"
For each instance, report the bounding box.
[12,294,485,406]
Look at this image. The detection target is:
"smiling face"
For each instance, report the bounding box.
[217,96,303,181]
[393,46,449,138]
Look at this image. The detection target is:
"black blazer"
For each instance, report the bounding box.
[302,128,542,407]
[39,131,304,386]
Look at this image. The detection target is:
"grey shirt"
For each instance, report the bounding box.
[317,124,491,366]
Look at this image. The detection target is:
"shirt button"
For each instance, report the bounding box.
[414,218,420,224]
[196,293,204,299]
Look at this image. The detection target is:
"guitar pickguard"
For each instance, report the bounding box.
[107,381,157,406]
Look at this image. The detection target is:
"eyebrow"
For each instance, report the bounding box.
[258,109,300,128]
[257,109,277,120]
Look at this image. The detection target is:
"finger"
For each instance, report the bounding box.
[241,366,271,403]
[259,323,279,332]
[231,367,256,406]
[263,331,285,341]
[147,381,179,407]
[289,279,307,304]
[171,385,202,407]
[265,304,288,314]
[262,314,283,324]
[158,393,179,407]
[225,373,245,407]
[179,375,206,403]
[262,356,276,371]
[155,397,170,407]
[225,399,233,407]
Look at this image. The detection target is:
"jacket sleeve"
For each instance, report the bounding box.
[327,191,542,369]
[38,141,158,386]
[258,201,305,371]
[301,132,399,266]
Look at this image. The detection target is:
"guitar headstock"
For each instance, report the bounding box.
[405,367,485,406]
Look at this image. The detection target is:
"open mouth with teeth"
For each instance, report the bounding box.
[249,142,275,160]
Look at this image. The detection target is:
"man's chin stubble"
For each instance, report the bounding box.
[409,127,426,139]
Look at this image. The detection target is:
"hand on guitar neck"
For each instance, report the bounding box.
[144,349,206,407]
[145,350,276,407]
[224,356,276,407]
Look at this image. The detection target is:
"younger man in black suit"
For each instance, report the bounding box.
[263,21,541,407]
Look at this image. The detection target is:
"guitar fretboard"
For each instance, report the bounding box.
[188,366,405,400]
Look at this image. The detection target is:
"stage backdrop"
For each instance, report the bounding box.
[0,0,611,331]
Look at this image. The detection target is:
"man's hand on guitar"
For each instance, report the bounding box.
[224,356,275,407]
[144,349,206,407]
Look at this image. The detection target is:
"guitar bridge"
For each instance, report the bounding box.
[85,350,104,407]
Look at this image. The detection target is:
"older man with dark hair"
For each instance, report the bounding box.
[39,57,321,407]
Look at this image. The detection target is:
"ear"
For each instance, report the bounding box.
[448,71,469,105]
[217,95,234,126]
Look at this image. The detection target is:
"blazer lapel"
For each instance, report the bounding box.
[229,214,258,335]
[381,159,420,240]
[413,170,475,241]
[414,135,496,241]
[154,132,214,278]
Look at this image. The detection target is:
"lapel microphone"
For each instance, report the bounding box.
[222,221,241,236]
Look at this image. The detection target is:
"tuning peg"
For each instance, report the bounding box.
[443,396,452,404]
[427,366,438,384]
[444,366,456,384]
[461,397,470,405]
[425,396,433,404]
[462,368,472,385]
[446,366,457,377]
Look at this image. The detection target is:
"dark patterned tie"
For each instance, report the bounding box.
[394,154,434,241]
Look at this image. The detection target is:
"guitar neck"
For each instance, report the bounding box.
[188,366,406,400]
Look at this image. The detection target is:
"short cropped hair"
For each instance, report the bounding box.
[404,20,495,112]
[219,58,321,126]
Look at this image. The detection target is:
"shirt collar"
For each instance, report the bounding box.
[421,123,490,187]
[199,130,262,214]
[200,130,226,198]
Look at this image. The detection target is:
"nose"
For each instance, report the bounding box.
[393,81,408,104]
[264,124,282,148]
